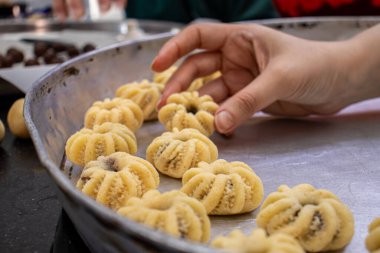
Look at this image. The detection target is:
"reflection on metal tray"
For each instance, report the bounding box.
[25,17,380,253]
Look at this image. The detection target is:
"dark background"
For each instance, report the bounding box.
[0,95,89,253]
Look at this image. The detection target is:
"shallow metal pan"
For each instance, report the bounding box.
[25,17,380,252]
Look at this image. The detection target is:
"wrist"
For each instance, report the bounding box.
[343,31,380,102]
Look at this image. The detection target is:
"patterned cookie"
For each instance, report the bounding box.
[181,159,264,215]
[115,80,164,121]
[153,66,220,91]
[366,217,380,253]
[117,190,210,242]
[84,97,143,132]
[256,184,354,252]
[65,122,137,166]
[146,128,218,178]
[77,152,159,210]
[158,91,218,136]
[211,228,305,253]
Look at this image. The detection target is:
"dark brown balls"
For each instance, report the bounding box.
[0,54,12,68]
[24,58,40,66]
[66,46,80,58]
[82,43,96,53]
[51,42,66,53]
[43,49,57,64]
[6,47,24,63]
[34,42,49,57]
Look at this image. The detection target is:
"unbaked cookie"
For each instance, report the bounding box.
[7,98,30,138]
[84,97,143,132]
[65,122,137,166]
[181,159,264,215]
[256,184,354,252]
[146,128,218,178]
[211,228,304,253]
[153,66,221,91]
[115,80,164,121]
[117,190,210,242]
[77,152,159,210]
[366,217,380,253]
[158,91,218,136]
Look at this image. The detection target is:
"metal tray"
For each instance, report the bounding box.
[25,17,380,253]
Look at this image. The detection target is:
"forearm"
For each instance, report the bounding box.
[344,24,380,102]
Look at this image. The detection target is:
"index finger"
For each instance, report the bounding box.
[151,23,243,72]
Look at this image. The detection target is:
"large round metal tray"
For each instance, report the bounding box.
[25,17,380,253]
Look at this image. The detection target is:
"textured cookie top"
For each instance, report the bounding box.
[65,122,137,167]
[366,217,380,253]
[84,97,143,132]
[181,159,264,215]
[153,66,221,92]
[212,228,305,253]
[118,190,211,243]
[77,152,159,210]
[158,91,219,136]
[146,128,218,178]
[256,184,354,252]
[115,80,164,121]
[153,66,203,91]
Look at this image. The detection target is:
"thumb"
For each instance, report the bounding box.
[214,70,281,134]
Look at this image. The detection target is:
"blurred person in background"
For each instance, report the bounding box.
[53,0,380,21]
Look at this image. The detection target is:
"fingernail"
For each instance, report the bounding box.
[215,111,234,133]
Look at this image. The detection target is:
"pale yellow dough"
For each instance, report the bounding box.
[0,119,5,142]
[211,228,305,253]
[366,217,380,253]
[7,98,30,138]
[153,66,221,91]
[146,128,218,178]
[181,159,264,215]
[84,97,143,132]
[65,122,137,166]
[256,184,354,252]
[77,152,159,210]
[158,91,218,136]
[117,190,210,243]
[115,79,164,121]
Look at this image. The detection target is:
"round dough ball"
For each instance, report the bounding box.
[0,119,5,141]
[146,128,218,178]
[118,190,210,243]
[77,152,159,210]
[366,217,380,253]
[158,91,218,136]
[7,98,30,138]
[256,184,354,252]
[181,159,264,215]
[212,228,305,253]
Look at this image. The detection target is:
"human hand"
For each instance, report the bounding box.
[53,0,126,20]
[152,23,380,134]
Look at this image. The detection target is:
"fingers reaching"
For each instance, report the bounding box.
[152,24,241,72]
[158,51,222,107]
[215,69,282,134]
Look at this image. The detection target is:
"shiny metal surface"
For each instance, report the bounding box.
[25,17,380,253]
[0,19,181,35]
